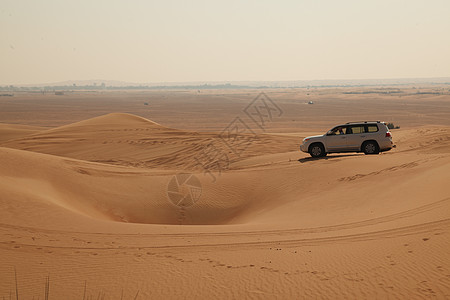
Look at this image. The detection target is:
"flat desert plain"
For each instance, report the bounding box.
[1,87,450,299]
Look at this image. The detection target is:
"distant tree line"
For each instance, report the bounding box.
[0,83,267,91]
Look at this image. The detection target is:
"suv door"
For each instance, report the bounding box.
[325,126,349,151]
[345,125,366,150]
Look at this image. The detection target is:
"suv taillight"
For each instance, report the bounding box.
[386,132,392,138]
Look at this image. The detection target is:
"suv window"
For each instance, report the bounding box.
[347,125,364,134]
[365,125,379,133]
[329,126,348,135]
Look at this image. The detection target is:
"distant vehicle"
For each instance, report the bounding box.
[300,121,395,158]
[308,101,314,104]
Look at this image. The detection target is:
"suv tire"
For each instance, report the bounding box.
[362,141,379,155]
[309,143,326,158]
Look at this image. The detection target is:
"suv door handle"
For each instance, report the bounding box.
[341,137,346,139]
[361,135,366,137]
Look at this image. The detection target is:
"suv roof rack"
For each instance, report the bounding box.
[346,121,380,124]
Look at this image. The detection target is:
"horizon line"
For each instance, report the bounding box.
[3,76,450,87]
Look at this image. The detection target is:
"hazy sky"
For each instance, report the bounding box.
[1,0,450,84]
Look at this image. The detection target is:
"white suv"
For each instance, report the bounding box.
[300,121,394,158]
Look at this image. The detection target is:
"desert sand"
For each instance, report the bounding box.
[1,88,450,299]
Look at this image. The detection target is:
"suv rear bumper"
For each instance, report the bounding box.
[381,144,396,152]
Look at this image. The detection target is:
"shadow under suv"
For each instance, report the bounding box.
[300,121,395,158]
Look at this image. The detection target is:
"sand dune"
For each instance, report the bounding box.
[0,123,47,143]
[1,110,450,298]
[2,113,300,170]
[1,121,449,228]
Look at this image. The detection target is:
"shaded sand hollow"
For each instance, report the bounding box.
[1,112,450,299]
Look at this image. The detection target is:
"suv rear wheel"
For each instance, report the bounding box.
[362,141,379,155]
[309,143,326,158]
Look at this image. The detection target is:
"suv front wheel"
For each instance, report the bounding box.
[362,141,379,155]
[309,143,327,158]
